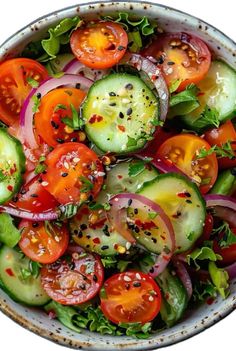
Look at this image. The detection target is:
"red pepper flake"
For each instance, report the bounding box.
[151,74,157,81]
[134,219,156,230]
[10,164,17,175]
[90,218,106,230]
[117,175,123,179]
[118,125,125,132]
[197,92,205,97]
[206,297,215,305]
[5,268,14,277]
[89,114,103,124]
[92,237,101,244]
[163,255,170,261]
[177,192,191,198]
[7,185,13,192]
[160,235,166,241]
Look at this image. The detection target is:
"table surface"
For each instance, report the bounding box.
[0,1,235,350]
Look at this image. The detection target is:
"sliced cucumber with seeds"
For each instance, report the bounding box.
[82,73,159,154]
[0,129,25,204]
[70,160,158,256]
[0,246,50,306]
[138,173,206,253]
[181,61,236,131]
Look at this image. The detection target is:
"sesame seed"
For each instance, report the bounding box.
[64,162,69,169]
[73,157,80,163]
[149,295,154,302]
[135,273,141,280]
[123,275,132,282]
[126,242,131,250]
[41,181,48,186]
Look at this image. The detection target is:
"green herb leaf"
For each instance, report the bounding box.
[128,159,152,177]
[196,140,235,160]
[192,280,217,302]
[27,77,39,88]
[0,213,21,248]
[61,117,74,128]
[79,176,94,193]
[88,202,104,211]
[32,94,41,113]
[54,104,67,112]
[187,231,195,241]
[117,260,131,272]
[193,105,220,130]
[209,261,229,299]
[0,169,7,182]
[101,256,118,269]
[213,221,236,248]
[118,322,152,339]
[28,260,42,279]
[128,31,142,52]
[148,212,158,219]
[20,268,32,280]
[169,79,181,94]
[169,84,200,117]
[59,204,78,219]
[34,163,46,175]
[126,136,137,148]
[187,246,222,270]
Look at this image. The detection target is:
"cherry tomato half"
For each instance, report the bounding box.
[204,120,236,169]
[156,134,218,193]
[142,32,211,91]
[213,228,236,265]
[42,142,104,205]
[0,58,48,125]
[100,271,161,324]
[70,22,128,69]
[41,251,104,305]
[35,88,86,148]
[8,176,58,213]
[19,220,69,264]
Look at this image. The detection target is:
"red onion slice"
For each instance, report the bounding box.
[20,74,93,149]
[108,193,175,276]
[173,260,193,299]
[0,205,59,221]
[205,194,236,227]
[225,262,236,279]
[125,53,169,122]
[64,58,109,81]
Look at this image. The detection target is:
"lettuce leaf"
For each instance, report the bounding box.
[0,213,21,248]
[169,84,200,118]
[209,262,230,299]
[187,246,222,270]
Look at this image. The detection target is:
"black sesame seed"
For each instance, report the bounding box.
[32,222,39,228]
[56,138,65,144]
[79,284,86,290]
[133,281,141,287]
[30,193,38,198]
[71,137,78,142]
[118,45,125,51]
[36,93,41,99]
[167,61,175,65]
[149,267,154,273]
[93,274,98,282]
[119,112,124,119]
[74,229,78,235]
[231,168,236,176]
[80,224,87,230]
[125,83,133,90]
[20,188,27,195]
[75,83,81,89]
[101,245,109,250]
[127,108,132,116]
[78,231,83,238]
[134,226,140,233]
[88,195,94,202]
[128,199,132,206]
[51,120,59,129]
[152,238,157,243]
[144,231,152,236]
[134,208,138,215]
[109,102,116,106]
[125,283,130,290]
[109,92,116,96]
[61,172,68,177]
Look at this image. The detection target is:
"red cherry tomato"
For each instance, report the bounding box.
[156,134,218,193]
[41,143,104,205]
[100,271,161,324]
[70,22,128,69]
[41,251,104,305]
[213,228,236,265]
[204,120,236,169]
[142,32,211,91]
[0,58,48,125]
[35,88,86,147]
[8,176,58,213]
[19,220,69,264]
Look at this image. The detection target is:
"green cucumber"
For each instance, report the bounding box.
[210,169,236,196]
[0,128,25,204]
[82,73,159,154]
[181,61,236,131]
[156,268,188,327]
[138,173,206,253]
[0,246,50,306]
[70,160,158,256]
[0,213,21,248]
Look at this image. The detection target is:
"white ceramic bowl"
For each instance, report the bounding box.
[0,2,236,350]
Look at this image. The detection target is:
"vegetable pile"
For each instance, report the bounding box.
[0,12,236,339]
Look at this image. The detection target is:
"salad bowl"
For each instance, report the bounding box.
[0,1,236,350]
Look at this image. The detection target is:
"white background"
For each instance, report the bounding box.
[0,0,235,350]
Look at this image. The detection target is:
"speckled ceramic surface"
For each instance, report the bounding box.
[0,1,236,350]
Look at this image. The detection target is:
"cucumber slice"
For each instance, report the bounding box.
[70,160,158,256]
[0,246,50,306]
[138,173,206,253]
[0,128,25,204]
[181,61,236,131]
[82,73,159,154]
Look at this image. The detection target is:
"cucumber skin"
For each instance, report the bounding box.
[0,246,50,307]
[0,129,26,204]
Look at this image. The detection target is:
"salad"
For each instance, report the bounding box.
[0,12,236,339]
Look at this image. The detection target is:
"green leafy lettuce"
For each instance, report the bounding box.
[209,262,229,299]
[0,213,21,248]
[103,12,157,52]
[168,84,200,118]
[187,245,222,270]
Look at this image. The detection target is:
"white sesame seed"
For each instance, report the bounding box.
[64,161,69,169]
[123,275,132,282]
[149,295,154,302]
[54,236,60,242]
[136,273,141,280]
[73,157,80,163]
[122,98,130,104]
[96,171,106,177]
[126,242,131,250]
[41,181,48,186]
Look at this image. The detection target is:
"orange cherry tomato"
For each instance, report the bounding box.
[19,220,69,264]
[34,88,86,148]
[70,22,128,69]
[204,120,236,169]
[0,58,48,125]
[42,142,104,205]
[100,271,161,324]
[156,134,218,193]
[142,32,211,91]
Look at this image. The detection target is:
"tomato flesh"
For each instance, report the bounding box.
[204,120,236,169]
[70,22,128,69]
[35,88,86,147]
[41,251,104,305]
[8,176,58,213]
[156,134,218,193]
[42,142,104,205]
[142,33,211,91]
[19,220,69,264]
[100,271,161,324]
[0,58,48,125]
[213,228,236,265]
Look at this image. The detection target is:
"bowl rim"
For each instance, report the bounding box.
[0,1,236,350]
